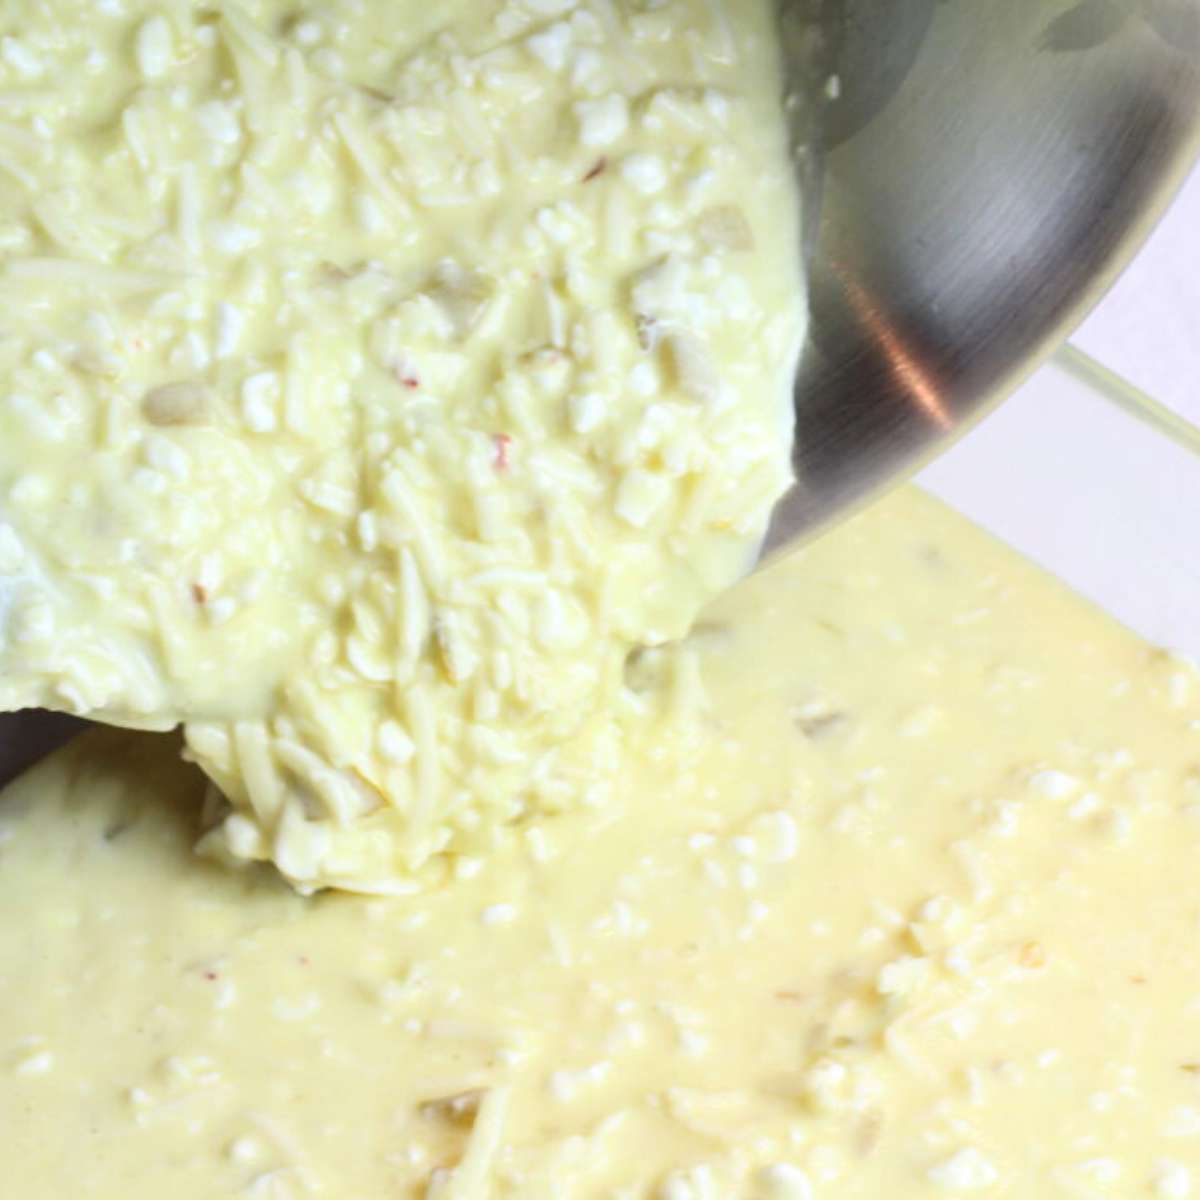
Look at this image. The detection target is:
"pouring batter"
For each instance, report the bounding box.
[0,0,804,891]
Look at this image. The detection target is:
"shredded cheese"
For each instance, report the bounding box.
[0,0,803,891]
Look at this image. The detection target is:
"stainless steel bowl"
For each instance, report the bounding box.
[764,0,1200,551]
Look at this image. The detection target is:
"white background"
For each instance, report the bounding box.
[919,167,1200,656]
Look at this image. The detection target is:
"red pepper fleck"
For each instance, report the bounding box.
[191,583,208,605]
[582,156,608,183]
[493,433,513,472]
[203,970,219,981]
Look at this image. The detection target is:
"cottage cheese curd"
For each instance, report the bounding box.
[0,0,803,889]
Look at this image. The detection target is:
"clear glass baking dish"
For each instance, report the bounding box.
[920,343,1200,663]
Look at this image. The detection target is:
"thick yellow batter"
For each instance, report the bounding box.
[0,0,803,892]
[4,488,1199,1197]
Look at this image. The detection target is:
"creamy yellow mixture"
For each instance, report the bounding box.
[4,489,1200,1198]
[7,4,1199,1196]
[0,0,803,891]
